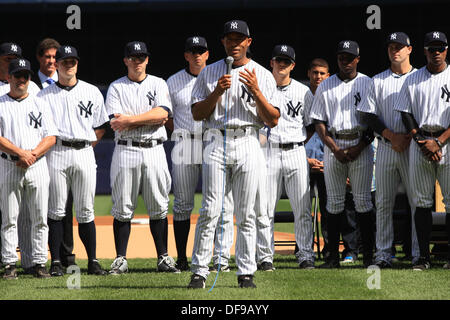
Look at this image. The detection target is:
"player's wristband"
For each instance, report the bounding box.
[434,138,444,149]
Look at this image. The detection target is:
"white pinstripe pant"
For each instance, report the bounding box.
[191,130,262,278]
[171,138,235,266]
[0,158,49,266]
[324,139,374,214]
[409,140,449,212]
[47,145,97,223]
[374,140,419,263]
[110,143,171,221]
[265,142,314,264]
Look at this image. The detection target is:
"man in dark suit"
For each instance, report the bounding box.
[32,38,77,270]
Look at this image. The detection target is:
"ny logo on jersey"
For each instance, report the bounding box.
[65,46,72,54]
[28,111,42,129]
[11,44,18,52]
[78,101,93,118]
[354,92,361,106]
[286,100,302,118]
[441,84,450,102]
[146,90,156,105]
[19,60,25,67]
[240,85,254,103]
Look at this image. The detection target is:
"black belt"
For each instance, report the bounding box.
[334,132,360,140]
[117,139,163,148]
[60,140,91,150]
[1,152,43,162]
[218,127,255,138]
[1,153,19,161]
[420,129,445,137]
[279,141,305,150]
[376,136,391,144]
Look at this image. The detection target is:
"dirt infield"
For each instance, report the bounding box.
[66,214,303,259]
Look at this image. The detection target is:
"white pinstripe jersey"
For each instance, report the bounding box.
[37,80,109,142]
[309,73,371,134]
[0,80,40,96]
[106,75,172,142]
[395,65,450,131]
[167,68,203,133]
[357,68,417,133]
[191,58,278,129]
[0,93,58,149]
[268,79,310,144]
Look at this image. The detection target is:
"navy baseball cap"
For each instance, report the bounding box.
[337,40,360,56]
[0,42,22,57]
[56,45,80,61]
[223,20,250,38]
[8,58,33,75]
[185,36,208,51]
[424,31,448,46]
[272,44,296,62]
[386,32,411,46]
[124,41,149,57]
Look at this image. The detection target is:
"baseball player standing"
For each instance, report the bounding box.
[357,32,419,268]
[264,44,315,269]
[167,36,234,272]
[106,41,179,274]
[395,31,450,270]
[38,45,109,276]
[0,58,58,279]
[188,20,280,289]
[310,40,375,268]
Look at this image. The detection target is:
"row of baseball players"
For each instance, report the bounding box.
[0,20,448,287]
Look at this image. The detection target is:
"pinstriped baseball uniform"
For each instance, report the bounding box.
[0,80,44,270]
[37,80,109,223]
[310,73,374,214]
[264,79,314,264]
[357,68,420,263]
[0,93,58,266]
[190,58,279,278]
[167,68,235,267]
[394,66,450,213]
[106,75,172,221]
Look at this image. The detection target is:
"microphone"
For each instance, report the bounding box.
[226,56,234,74]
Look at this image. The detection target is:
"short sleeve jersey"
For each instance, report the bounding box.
[106,74,172,142]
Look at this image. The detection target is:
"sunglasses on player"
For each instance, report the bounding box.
[273,57,293,65]
[187,47,208,55]
[424,46,448,53]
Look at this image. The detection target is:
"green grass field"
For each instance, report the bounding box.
[2,194,449,302]
[1,255,449,300]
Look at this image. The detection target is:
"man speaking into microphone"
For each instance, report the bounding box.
[188,19,280,289]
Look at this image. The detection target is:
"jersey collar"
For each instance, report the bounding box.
[7,92,29,102]
[56,79,79,91]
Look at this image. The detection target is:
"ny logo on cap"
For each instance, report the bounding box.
[343,41,350,48]
[281,46,288,52]
[11,44,18,52]
[65,46,72,54]
[390,33,397,40]
[134,43,141,50]
[231,21,238,29]
[433,32,440,39]
[19,59,25,67]
[192,37,199,44]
